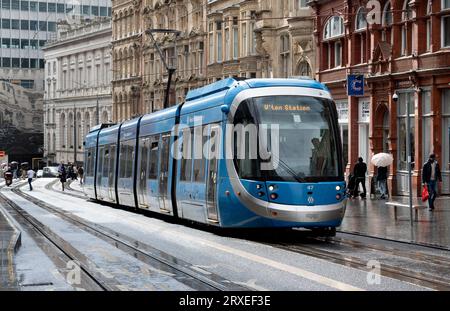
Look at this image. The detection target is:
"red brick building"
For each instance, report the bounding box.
[309,0,450,196]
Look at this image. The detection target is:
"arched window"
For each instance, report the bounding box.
[84,112,90,139]
[323,16,344,69]
[443,0,450,47]
[425,0,432,51]
[323,16,344,39]
[77,112,82,150]
[280,34,290,77]
[102,111,108,123]
[400,0,412,55]
[355,7,367,31]
[297,60,312,77]
[355,7,368,64]
[68,113,74,148]
[60,113,66,148]
[381,2,393,43]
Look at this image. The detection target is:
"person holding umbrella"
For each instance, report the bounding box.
[371,153,394,200]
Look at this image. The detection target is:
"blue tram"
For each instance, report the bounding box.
[84,78,347,234]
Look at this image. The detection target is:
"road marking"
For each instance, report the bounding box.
[191,238,364,291]
[31,179,364,291]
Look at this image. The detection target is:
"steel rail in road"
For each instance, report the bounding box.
[242,230,450,291]
[0,183,113,291]
[12,181,248,291]
[42,178,450,290]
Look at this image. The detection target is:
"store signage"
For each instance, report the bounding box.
[347,75,364,96]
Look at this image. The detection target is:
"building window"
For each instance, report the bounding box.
[250,12,256,55]
[216,21,222,62]
[208,22,214,63]
[225,28,230,61]
[355,7,367,31]
[280,34,290,78]
[11,19,20,29]
[48,21,56,32]
[11,39,19,48]
[21,19,29,30]
[233,17,239,59]
[1,38,10,48]
[443,15,450,47]
[382,2,393,43]
[21,1,28,11]
[422,90,433,160]
[426,1,432,51]
[2,0,10,9]
[323,16,344,69]
[38,1,46,12]
[442,90,450,194]
[297,60,312,77]
[400,0,412,56]
[2,19,11,29]
[12,58,20,68]
[397,92,415,171]
[336,100,349,165]
[47,2,55,12]
[11,0,19,10]
[297,0,307,9]
[30,1,36,11]
[241,20,247,57]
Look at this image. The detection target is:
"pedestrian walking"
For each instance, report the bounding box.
[77,166,84,185]
[422,154,442,211]
[58,163,67,191]
[377,166,389,199]
[353,157,367,198]
[27,168,35,191]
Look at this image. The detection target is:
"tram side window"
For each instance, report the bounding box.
[102,147,109,178]
[97,146,104,178]
[139,137,149,178]
[148,135,159,179]
[126,141,135,178]
[193,125,207,182]
[180,128,194,181]
[109,145,116,177]
[86,150,92,176]
[119,143,127,178]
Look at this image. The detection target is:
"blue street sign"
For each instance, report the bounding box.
[347,74,364,96]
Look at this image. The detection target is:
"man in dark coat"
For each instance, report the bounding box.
[422,154,442,210]
[353,157,367,198]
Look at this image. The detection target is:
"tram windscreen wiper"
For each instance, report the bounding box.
[266,152,306,183]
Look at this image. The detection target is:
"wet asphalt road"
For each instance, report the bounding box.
[2,178,448,291]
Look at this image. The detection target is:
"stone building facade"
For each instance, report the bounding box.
[111,0,315,122]
[310,0,450,195]
[43,18,113,165]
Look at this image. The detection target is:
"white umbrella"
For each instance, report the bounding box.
[371,153,393,167]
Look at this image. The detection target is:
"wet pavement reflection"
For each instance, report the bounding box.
[341,196,450,249]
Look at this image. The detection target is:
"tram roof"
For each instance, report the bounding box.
[184,78,328,103]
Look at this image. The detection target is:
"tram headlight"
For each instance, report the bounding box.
[335,185,341,191]
[336,194,342,200]
[268,185,275,191]
[270,193,278,200]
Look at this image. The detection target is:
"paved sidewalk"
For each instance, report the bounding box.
[0,203,21,289]
[340,195,450,249]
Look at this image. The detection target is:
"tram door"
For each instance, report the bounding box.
[138,138,149,208]
[206,125,220,222]
[159,133,171,212]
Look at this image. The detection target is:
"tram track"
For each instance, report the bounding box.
[0,182,111,291]
[10,180,248,291]
[40,178,450,291]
